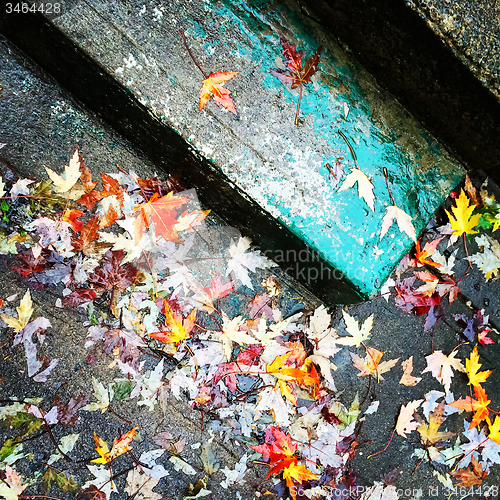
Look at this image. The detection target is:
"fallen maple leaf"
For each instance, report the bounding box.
[125,468,161,500]
[465,346,492,388]
[399,356,422,386]
[199,71,239,115]
[92,426,138,464]
[218,315,259,361]
[422,348,465,394]
[132,191,192,243]
[417,402,455,445]
[445,189,481,236]
[282,462,319,498]
[149,301,197,347]
[380,205,416,242]
[0,465,29,499]
[45,149,82,195]
[395,399,424,437]
[336,310,373,347]
[338,168,375,211]
[76,484,107,500]
[488,415,500,445]
[449,385,491,429]
[270,34,322,125]
[414,237,442,267]
[76,172,125,210]
[450,456,487,487]
[0,289,33,332]
[351,347,399,381]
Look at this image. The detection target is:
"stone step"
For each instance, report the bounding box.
[0,1,464,303]
[301,0,500,183]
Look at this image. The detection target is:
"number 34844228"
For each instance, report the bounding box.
[5,3,61,13]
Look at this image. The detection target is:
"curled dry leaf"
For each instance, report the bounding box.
[399,356,421,387]
[395,399,424,438]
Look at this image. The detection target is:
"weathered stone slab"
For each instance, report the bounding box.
[0,1,464,302]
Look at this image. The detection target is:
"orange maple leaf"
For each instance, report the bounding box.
[414,237,442,268]
[282,462,319,499]
[351,347,399,381]
[76,173,125,210]
[450,456,488,487]
[466,346,492,388]
[449,385,491,429]
[149,301,197,347]
[92,426,138,464]
[417,402,455,445]
[132,191,191,242]
[267,353,321,403]
[199,71,239,115]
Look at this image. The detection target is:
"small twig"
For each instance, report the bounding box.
[108,406,132,424]
[43,421,71,462]
[367,428,395,459]
[181,31,208,79]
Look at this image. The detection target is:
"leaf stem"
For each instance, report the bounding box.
[181,31,208,79]
[294,83,303,126]
[383,167,396,206]
[338,131,361,171]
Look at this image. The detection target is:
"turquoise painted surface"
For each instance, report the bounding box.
[180,0,464,298]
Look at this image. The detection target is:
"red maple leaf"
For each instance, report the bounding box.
[76,173,125,210]
[251,426,298,476]
[270,34,322,125]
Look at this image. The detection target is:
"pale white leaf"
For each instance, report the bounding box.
[125,468,162,500]
[360,481,399,500]
[364,401,380,415]
[48,433,80,464]
[380,205,416,242]
[45,149,81,194]
[169,456,196,475]
[336,311,373,347]
[338,168,375,211]
[219,315,259,361]
[83,464,116,498]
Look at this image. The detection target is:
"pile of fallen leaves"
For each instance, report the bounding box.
[1,149,500,500]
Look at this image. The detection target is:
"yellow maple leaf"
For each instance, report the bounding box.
[488,415,500,445]
[0,289,33,332]
[149,301,197,348]
[92,426,138,464]
[282,462,319,499]
[445,189,481,236]
[466,346,492,388]
[417,402,455,445]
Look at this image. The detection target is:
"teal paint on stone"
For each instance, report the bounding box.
[29,0,465,301]
[194,0,464,296]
